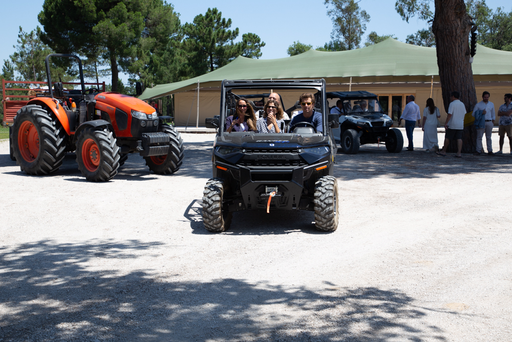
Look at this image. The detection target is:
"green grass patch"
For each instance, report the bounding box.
[0,126,9,140]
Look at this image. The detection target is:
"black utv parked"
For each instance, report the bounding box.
[329,91,403,154]
[202,79,339,233]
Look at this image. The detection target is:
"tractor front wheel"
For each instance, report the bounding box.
[76,126,120,181]
[11,105,67,175]
[144,124,184,174]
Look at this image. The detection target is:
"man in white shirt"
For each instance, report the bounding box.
[398,95,421,151]
[473,91,496,155]
[437,91,466,157]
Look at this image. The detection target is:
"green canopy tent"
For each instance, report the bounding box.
[140,38,512,126]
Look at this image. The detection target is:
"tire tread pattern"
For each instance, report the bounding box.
[314,176,339,232]
[12,105,67,175]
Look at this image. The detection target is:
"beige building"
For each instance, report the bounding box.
[140,39,512,127]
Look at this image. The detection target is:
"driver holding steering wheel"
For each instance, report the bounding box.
[289,93,323,132]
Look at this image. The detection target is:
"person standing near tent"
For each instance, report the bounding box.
[422,98,441,152]
[496,93,512,154]
[437,91,466,158]
[226,98,257,132]
[398,95,421,151]
[289,93,323,132]
[473,91,496,155]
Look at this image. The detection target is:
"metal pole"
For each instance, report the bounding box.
[196,80,200,128]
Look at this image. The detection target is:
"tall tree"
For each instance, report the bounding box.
[240,33,266,59]
[365,32,396,47]
[406,28,436,47]
[39,0,150,91]
[287,41,313,56]
[467,0,512,51]
[324,0,370,50]
[9,27,54,82]
[182,8,240,75]
[128,0,185,87]
[395,0,477,114]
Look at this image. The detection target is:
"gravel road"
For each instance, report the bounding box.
[1,130,511,341]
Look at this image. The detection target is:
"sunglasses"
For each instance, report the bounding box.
[267,106,276,109]
[238,105,247,108]
[301,102,312,106]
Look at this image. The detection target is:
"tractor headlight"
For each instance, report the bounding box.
[148,112,158,120]
[131,110,147,120]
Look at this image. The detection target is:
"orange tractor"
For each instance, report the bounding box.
[10,54,184,181]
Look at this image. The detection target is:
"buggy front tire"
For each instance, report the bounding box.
[202,178,232,232]
[340,129,360,154]
[314,176,339,232]
[385,128,404,153]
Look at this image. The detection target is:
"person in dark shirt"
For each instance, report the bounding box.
[289,93,323,132]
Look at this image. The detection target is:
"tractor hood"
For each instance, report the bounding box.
[95,92,155,114]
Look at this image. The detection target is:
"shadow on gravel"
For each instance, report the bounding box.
[185,199,321,235]
[0,239,451,341]
[334,146,512,181]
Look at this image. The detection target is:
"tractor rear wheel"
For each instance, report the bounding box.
[144,124,184,174]
[76,126,120,181]
[202,178,232,232]
[11,105,67,175]
[314,176,339,232]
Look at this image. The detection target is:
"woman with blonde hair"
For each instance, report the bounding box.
[256,100,285,133]
[226,98,257,132]
[422,98,441,151]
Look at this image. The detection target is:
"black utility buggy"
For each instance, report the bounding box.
[329,91,403,154]
[202,79,339,233]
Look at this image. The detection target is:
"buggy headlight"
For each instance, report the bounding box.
[303,146,330,155]
[216,146,242,155]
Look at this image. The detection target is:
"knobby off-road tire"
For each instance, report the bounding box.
[202,178,232,232]
[144,124,184,175]
[385,127,404,153]
[314,176,339,232]
[76,126,120,182]
[12,105,67,175]
[341,128,360,154]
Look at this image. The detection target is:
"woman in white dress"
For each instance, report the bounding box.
[422,98,441,152]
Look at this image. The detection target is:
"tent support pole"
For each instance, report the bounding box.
[430,76,433,98]
[349,77,352,91]
[196,81,200,128]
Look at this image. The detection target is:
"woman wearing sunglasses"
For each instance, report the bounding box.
[256,100,285,133]
[226,98,257,132]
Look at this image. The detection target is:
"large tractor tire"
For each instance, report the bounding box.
[11,105,67,175]
[76,126,120,182]
[340,128,360,154]
[144,124,184,174]
[314,176,339,232]
[202,178,232,232]
[385,128,404,153]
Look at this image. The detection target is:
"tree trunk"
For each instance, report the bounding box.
[433,0,477,153]
[110,55,119,92]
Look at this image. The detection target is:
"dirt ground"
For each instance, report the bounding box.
[1,129,511,341]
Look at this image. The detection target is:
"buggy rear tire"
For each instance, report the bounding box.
[314,176,339,232]
[76,126,120,182]
[202,178,232,232]
[385,128,403,153]
[11,105,67,174]
[340,128,360,154]
[144,124,184,174]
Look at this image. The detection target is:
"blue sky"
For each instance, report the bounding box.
[1,0,510,83]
